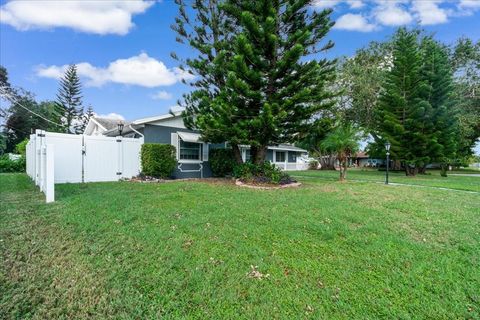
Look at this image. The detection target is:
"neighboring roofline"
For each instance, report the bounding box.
[268,146,308,153]
[239,144,307,153]
[132,111,182,125]
[90,117,107,131]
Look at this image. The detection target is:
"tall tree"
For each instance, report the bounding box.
[172,0,241,160]
[421,37,458,176]
[56,64,83,134]
[375,28,432,176]
[450,38,480,161]
[175,0,337,164]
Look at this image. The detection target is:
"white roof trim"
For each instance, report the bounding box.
[133,112,182,125]
[90,117,107,131]
[240,144,307,153]
[268,146,307,152]
[177,131,202,143]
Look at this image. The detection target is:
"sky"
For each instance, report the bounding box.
[1,0,479,124]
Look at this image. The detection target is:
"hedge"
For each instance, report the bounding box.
[0,155,26,173]
[141,143,176,178]
[209,148,236,177]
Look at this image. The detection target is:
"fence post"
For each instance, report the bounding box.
[45,144,55,203]
[35,129,42,186]
[116,136,123,180]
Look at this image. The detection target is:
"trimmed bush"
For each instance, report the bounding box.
[141,143,176,178]
[233,161,295,185]
[209,148,236,177]
[0,155,25,173]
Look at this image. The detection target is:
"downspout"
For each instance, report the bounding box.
[129,124,144,141]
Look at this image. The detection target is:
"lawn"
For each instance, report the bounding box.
[292,168,480,192]
[1,173,479,319]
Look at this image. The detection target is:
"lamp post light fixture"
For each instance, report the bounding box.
[385,141,391,185]
[117,122,124,136]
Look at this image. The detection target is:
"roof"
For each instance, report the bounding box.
[92,117,125,131]
[268,144,308,153]
[355,151,369,158]
[132,111,182,125]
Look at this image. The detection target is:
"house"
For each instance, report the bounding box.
[83,116,128,136]
[84,109,308,178]
[354,151,385,168]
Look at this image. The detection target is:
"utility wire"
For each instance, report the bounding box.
[0,86,63,128]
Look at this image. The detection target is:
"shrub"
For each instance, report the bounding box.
[309,159,319,170]
[14,139,28,156]
[141,143,176,178]
[0,155,26,173]
[233,161,295,185]
[209,148,236,177]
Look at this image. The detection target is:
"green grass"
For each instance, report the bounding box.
[292,168,480,192]
[1,173,479,319]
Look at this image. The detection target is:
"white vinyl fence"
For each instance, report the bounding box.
[26,130,143,202]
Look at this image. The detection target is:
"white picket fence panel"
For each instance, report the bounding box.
[26,130,143,202]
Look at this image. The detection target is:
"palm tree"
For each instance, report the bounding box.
[321,124,360,181]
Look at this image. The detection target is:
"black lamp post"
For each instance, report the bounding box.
[385,141,391,185]
[117,122,124,136]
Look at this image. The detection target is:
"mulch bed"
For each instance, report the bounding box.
[235,179,301,190]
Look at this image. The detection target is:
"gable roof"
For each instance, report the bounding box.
[92,117,125,131]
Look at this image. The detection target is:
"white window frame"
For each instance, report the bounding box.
[274,151,286,163]
[178,138,203,163]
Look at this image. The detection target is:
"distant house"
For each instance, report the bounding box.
[354,151,385,168]
[83,116,127,136]
[84,110,308,178]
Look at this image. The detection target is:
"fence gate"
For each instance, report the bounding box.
[27,130,142,185]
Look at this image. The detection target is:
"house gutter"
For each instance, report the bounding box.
[128,124,144,140]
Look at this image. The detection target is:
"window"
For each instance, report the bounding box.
[245,149,251,162]
[275,151,286,162]
[179,140,202,161]
[289,152,297,163]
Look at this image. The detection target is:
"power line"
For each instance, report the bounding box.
[0,86,63,128]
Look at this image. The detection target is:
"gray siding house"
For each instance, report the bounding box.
[85,110,308,179]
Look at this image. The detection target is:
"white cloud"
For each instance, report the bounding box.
[312,0,342,9]
[36,53,195,88]
[374,1,413,26]
[312,0,364,9]
[347,1,365,9]
[97,113,125,121]
[151,91,173,100]
[459,0,480,8]
[412,0,448,25]
[334,13,377,32]
[0,0,154,35]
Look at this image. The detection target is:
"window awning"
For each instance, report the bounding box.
[177,131,202,143]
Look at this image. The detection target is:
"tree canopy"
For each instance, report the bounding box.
[174,0,338,164]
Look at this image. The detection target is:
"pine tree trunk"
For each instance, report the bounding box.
[253,146,268,165]
[440,164,448,177]
[418,165,427,175]
[393,160,402,171]
[405,165,418,176]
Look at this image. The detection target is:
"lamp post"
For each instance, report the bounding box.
[385,141,391,185]
[117,122,124,136]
